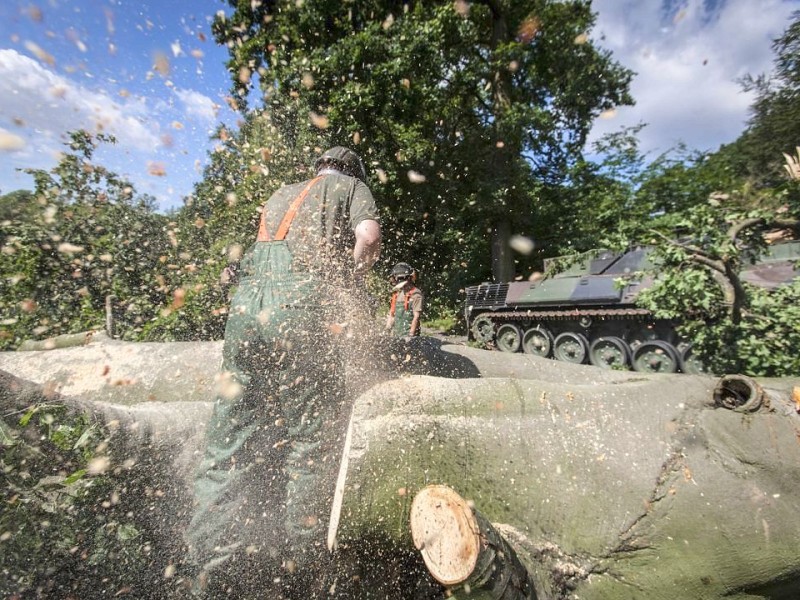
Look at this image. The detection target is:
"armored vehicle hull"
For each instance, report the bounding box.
[465,242,800,374]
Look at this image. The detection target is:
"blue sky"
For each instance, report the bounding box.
[0,0,798,211]
[588,0,799,153]
[0,0,238,211]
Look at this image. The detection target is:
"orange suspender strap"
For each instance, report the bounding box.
[390,288,417,315]
[256,176,322,242]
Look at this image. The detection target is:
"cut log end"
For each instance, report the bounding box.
[410,484,480,586]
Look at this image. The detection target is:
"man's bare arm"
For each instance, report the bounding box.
[353,219,381,279]
[409,310,421,337]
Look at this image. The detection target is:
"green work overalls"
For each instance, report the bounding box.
[390,287,419,337]
[188,178,353,597]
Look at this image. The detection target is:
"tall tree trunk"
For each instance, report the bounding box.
[492,218,514,282]
[481,0,517,283]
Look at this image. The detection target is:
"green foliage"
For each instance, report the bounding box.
[1,8,798,380]
[139,112,304,340]
[0,132,172,349]
[567,85,800,377]
[208,0,633,288]
[140,262,231,341]
[537,126,644,254]
[731,10,800,187]
[640,276,800,377]
[62,1,633,340]
[735,280,800,375]
[422,308,460,336]
[0,189,36,222]
[627,184,800,377]
[636,146,743,217]
[0,404,146,597]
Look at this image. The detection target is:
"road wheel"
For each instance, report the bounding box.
[589,336,630,370]
[678,344,707,375]
[522,325,554,358]
[496,323,522,353]
[553,332,589,364]
[632,340,679,374]
[470,315,495,344]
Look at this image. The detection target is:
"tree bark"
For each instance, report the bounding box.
[477,0,516,283]
[492,218,515,282]
[3,340,800,599]
[332,373,800,599]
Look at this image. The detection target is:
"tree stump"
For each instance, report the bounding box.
[411,485,537,599]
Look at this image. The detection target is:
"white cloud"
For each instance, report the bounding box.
[588,0,798,157]
[0,48,229,207]
[174,88,220,122]
[0,49,160,152]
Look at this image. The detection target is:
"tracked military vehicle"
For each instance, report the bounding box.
[464,242,800,374]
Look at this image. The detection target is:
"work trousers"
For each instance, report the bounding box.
[187,242,348,598]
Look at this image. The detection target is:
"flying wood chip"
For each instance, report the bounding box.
[153,51,170,76]
[24,40,55,66]
[147,161,167,176]
[453,0,470,17]
[517,16,541,43]
[407,170,426,183]
[171,288,186,310]
[309,111,329,129]
[27,5,43,21]
[57,242,84,254]
[0,131,25,151]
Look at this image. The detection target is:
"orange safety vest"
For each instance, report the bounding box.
[256,176,322,242]
[389,287,419,316]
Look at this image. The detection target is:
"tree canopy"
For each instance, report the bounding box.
[1,5,799,377]
[725,10,800,187]
[0,132,171,349]
[210,0,633,286]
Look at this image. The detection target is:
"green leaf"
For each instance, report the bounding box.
[0,421,17,447]
[62,469,87,486]
[116,523,140,542]
[73,426,96,450]
[19,405,39,427]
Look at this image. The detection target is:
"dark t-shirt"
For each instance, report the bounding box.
[260,172,379,277]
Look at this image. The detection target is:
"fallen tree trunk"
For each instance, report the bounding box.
[2,339,800,599]
[333,373,800,599]
[0,335,650,405]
